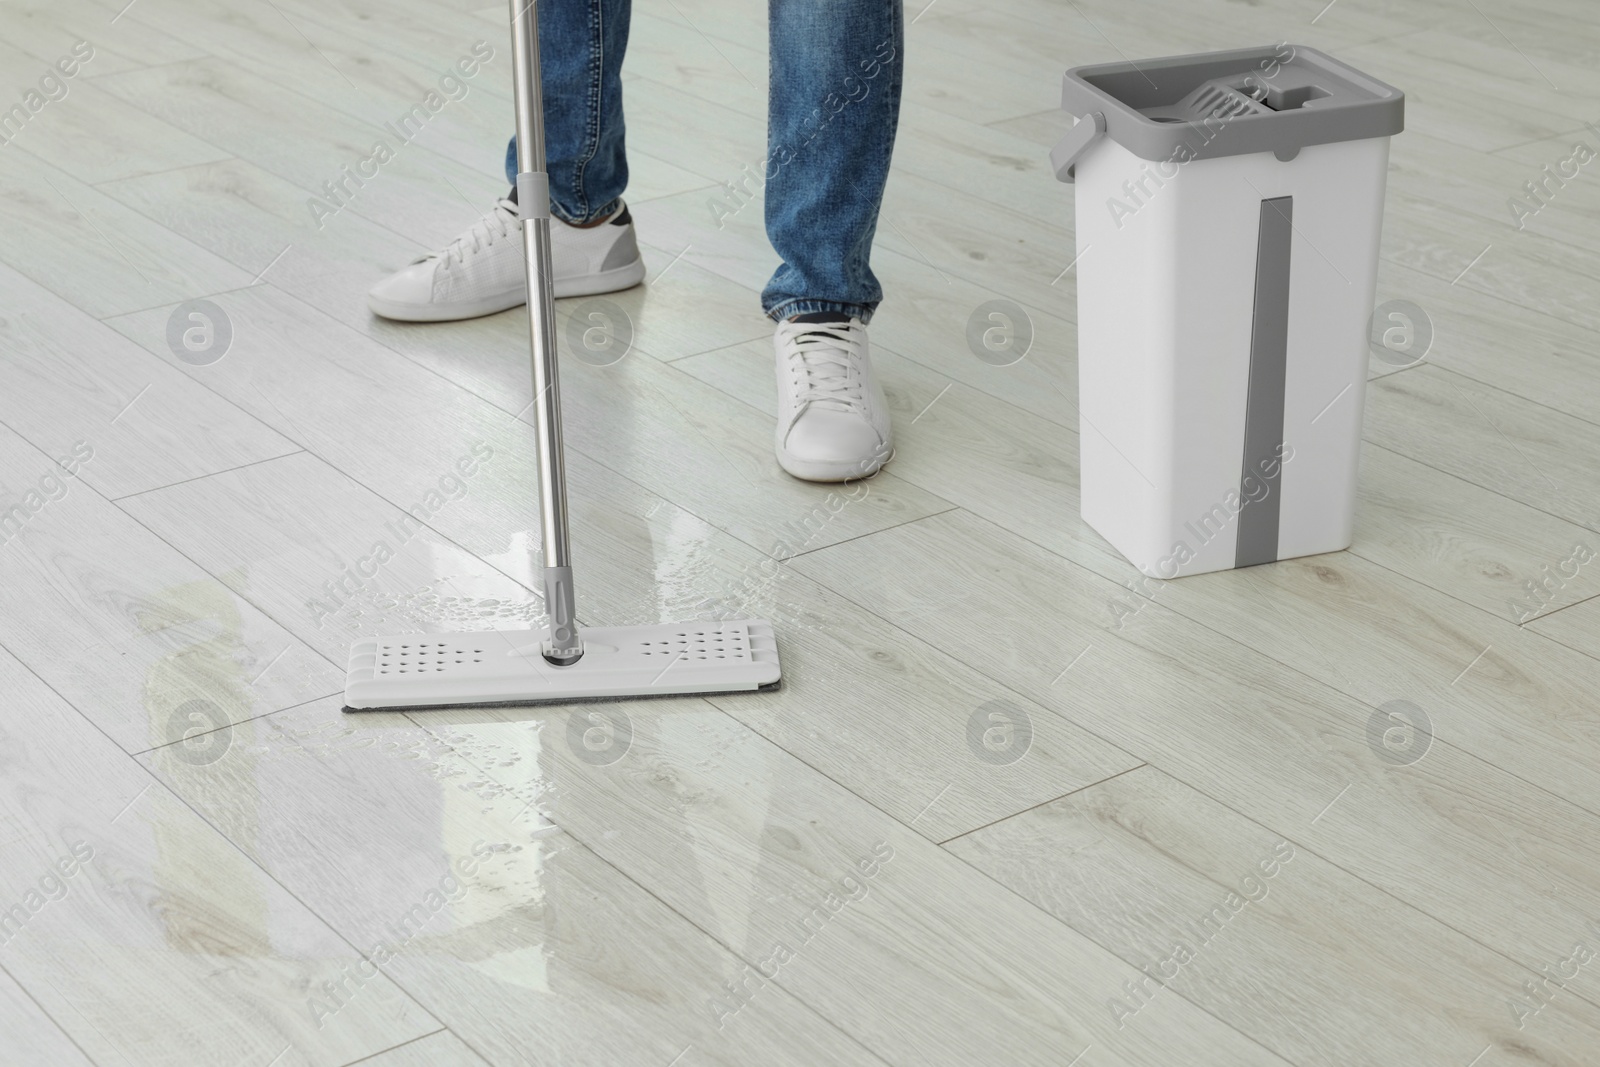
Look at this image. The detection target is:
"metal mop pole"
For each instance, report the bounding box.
[509,0,582,665]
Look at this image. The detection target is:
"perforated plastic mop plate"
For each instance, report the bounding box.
[343,620,781,711]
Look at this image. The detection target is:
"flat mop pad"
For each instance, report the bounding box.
[344,620,781,712]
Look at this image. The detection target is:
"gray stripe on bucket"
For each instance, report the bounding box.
[1236,195,1293,569]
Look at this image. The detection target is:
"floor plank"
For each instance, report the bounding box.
[1530,596,1600,663]
[0,263,300,499]
[1368,259,1600,428]
[1382,197,1600,336]
[91,57,510,249]
[0,966,91,1067]
[1364,363,1600,529]
[349,1030,487,1067]
[1351,443,1600,623]
[948,765,1600,1067]
[0,40,229,184]
[0,146,258,318]
[1058,538,1600,820]
[0,649,437,1066]
[1333,29,1593,153]
[96,157,426,309]
[7,0,205,75]
[0,424,341,754]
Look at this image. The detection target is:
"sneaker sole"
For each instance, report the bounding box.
[555,256,647,299]
[775,444,894,484]
[367,256,648,323]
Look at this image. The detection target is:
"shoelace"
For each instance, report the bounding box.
[436,198,519,271]
[781,321,867,413]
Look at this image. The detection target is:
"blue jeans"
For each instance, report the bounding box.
[505,0,904,322]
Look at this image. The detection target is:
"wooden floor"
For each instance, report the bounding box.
[3,0,1600,1062]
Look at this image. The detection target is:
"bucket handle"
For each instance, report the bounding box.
[1051,111,1105,183]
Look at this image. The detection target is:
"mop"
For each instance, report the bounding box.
[342,0,781,711]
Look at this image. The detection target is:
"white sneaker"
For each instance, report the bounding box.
[367,199,646,322]
[773,316,893,482]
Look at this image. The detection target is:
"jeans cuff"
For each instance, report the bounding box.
[765,298,877,325]
[549,197,623,227]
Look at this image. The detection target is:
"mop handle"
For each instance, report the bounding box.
[509,0,582,664]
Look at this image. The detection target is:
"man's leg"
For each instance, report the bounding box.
[369,0,642,322]
[764,0,904,482]
[505,0,632,224]
[762,0,903,322]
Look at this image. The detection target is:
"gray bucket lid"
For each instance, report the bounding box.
[1055,44,1403,174]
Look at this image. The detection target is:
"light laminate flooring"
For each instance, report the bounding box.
[3,0,1600,1063]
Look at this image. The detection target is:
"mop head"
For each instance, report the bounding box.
[342,619,781,712]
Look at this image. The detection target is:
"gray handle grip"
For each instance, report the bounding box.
[1050,111,1106,183]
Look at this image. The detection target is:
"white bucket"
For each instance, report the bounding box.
[1053,45,1403,577]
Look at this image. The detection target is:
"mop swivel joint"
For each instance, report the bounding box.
[541,565,583,664]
